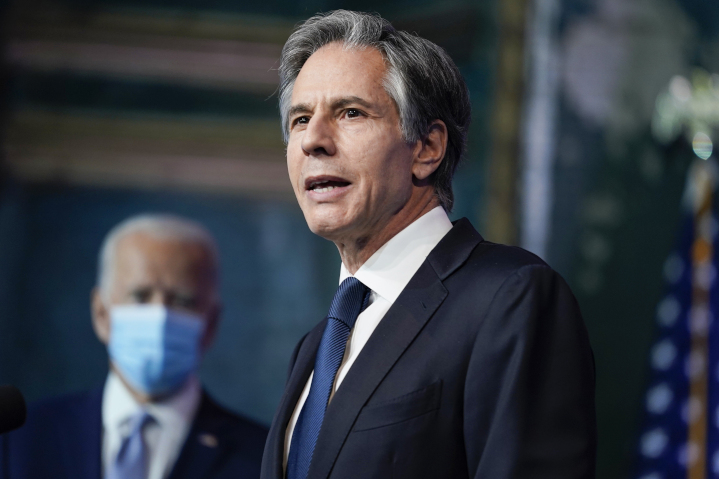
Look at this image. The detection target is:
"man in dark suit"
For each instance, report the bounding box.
[262,10,596,479]
[0,214,267,479]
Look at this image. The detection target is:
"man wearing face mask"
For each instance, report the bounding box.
[0,214,268,479]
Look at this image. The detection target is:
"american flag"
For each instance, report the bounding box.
[635,160,719,479]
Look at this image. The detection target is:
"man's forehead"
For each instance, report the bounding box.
[291,43,387,101]
[302,42,384,70]
[114,232,211,267]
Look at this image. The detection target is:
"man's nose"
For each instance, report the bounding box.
[301,115,337,157]
[149,290,171,307]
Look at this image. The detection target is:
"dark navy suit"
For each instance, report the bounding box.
[262,219,596,479]
[0,388,267,479]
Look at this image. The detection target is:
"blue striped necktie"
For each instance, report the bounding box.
[286,277,369,479]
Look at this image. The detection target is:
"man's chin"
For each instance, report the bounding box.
[307,222,343,241]
[302,207,353,240]
[110,362,184,403]
[306,218,353,242]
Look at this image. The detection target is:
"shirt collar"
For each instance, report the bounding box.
[339,206,453,304]
[102,370,201,433]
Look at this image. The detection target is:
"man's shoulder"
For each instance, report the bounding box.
[437,218,552,285]
[0,388,103,472]
[445,238,556,294]
[30,387,100,412]
[22,387,102,430]
[467,240,549,273]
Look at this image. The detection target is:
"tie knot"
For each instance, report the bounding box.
[128,411,154,435]
[110,410,155,479]
[327,277,369,329]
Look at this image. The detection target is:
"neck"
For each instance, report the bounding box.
[336,194,440,275]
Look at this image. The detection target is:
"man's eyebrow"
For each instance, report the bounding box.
[287,103,312,119]
[332,96,373,110]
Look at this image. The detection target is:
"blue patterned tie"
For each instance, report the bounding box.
[286,277,369,479]
[107,411,154,479]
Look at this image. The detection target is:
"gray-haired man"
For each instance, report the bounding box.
[1,214,267,479]
[262,10,596,479]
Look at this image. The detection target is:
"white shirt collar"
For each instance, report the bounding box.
[339,206,453,304]
[102,370,201,434]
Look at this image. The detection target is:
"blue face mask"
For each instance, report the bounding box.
[108,304,204,396]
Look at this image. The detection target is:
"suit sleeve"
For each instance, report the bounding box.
[464,264,596,479]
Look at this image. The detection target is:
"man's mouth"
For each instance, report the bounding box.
[305,176,351,193]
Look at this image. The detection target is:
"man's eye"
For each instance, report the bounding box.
[130,289,152,303]
[346,109,362,118]
[172,294,198,310]
[293,116,309,127]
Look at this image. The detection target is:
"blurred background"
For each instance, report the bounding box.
[1,0,718,477]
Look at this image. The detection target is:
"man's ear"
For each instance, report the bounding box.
[91,287,110,345]
[200,301,222,353]
[412,119,448,181]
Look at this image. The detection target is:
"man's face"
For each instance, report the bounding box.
[286,43,416,243]
[92,232,219,349]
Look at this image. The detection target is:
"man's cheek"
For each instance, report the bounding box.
[286,161,301,188]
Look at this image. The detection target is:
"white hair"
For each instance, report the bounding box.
[97,214,219,299]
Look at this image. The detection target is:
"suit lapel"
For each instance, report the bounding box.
[305,217,483,479]
[426,218,484,281]
[263,321,326,479]
[167,393,230,479]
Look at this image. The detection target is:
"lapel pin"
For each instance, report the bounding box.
[198,433,219,448]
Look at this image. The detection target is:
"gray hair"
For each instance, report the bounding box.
[279,10,471,211]
[97,214,219,299]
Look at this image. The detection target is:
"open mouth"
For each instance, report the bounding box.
[306,177,351,193]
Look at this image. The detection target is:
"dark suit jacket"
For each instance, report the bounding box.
[261,218,596,479]
[0,387,268,479]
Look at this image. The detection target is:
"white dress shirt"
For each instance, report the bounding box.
[283,206,453,467]
[102,371,201,479]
